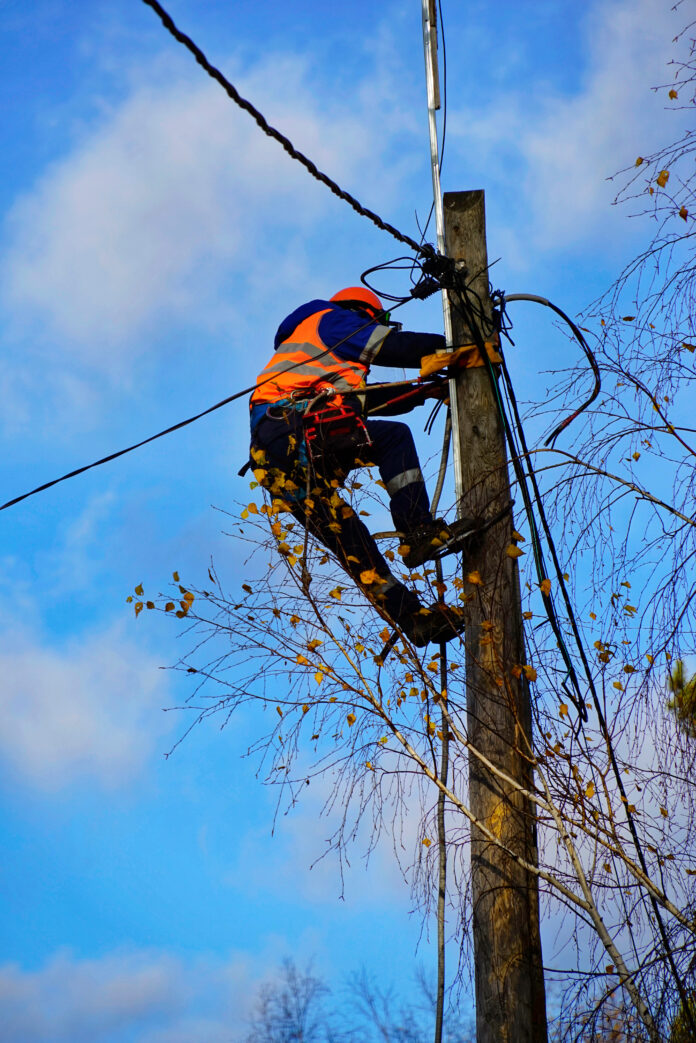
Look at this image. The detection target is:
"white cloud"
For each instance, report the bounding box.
[524,0,685,247]
[0,50,412,369]
[450,0,688,255]
[0,623,171,790]
[0,949,256,1043]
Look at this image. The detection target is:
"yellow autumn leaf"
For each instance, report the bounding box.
[314,672,323,684]
[165,602,175,612]
[679,205,689,221]
[590,611,597,620]
[635,156,644,167]
[613,681,624,691]
[302,704,309,714]
[296,654,309,665]
[523,665,537,682]
[247,503,259,515]
[276,706,283,717]
[585,781,596,799]
[523,611,533,620]
[360,568,380,585]
[134,601,143,617]
[512,530,525,541]
[183,591,194,605]
[559,703,569,717]
[467,570,483,585]
[660,806,668,817]
[656,169,669,188]
[241,509,249,519]
[329,587,343,600]
[669,88,678,99]
[540,579,551,596]
[146,601,155,610]
[384,549,395,562]
[506,544,524,558]
[346,712,356,726]
[365,761,374,771]
[422,837,432,848]
[307,639,323,650]
[134,583,144,596]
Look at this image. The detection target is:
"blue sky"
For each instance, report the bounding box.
[0,0,689,1039]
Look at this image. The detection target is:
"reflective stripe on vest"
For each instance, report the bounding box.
[251,310,369,406]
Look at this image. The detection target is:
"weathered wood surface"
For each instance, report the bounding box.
[444,190,547,1043]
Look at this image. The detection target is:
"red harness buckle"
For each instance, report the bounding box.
[304,404,371,466]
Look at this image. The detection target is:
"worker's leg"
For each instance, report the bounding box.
[250,412,420,623]
[363,419,431,535]
[363,417,481,570]
[294,492,421,622]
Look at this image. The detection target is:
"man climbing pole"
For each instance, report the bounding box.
[247,285,478,646]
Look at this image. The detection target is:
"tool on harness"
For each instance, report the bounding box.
[303,401,372,472]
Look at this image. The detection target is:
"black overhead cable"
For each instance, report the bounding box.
[141,0,431,260]
[0,299,416,513]
[502,293,601,447]
[449,267,694,1033]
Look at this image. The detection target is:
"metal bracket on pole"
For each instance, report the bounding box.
[421,0,465,506]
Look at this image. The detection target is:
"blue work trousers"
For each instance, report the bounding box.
[250,411,431,622]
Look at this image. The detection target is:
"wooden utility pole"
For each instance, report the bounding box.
[444,190,547,1043]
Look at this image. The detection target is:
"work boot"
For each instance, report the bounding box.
[399,516,480,570]
[399,604,466,647]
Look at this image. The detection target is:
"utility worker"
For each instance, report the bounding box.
[248,286,477,646]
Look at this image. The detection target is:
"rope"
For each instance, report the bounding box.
[141,0,430,259]
[1,301,414,514]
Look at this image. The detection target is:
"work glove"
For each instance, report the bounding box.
[419,340,502,378]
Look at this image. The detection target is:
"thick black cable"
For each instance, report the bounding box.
[451,269,692,1031]
[503,360,695,1035]
[141,0,430,259]
[502,293,601,447]
[1,300,411,514]
[0,387,252,513]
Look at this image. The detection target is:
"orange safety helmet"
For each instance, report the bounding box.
[330,286,384,320]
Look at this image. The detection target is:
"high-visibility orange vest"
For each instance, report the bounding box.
[251,309,368,407]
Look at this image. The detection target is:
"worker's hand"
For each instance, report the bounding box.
[420,340,502,378]
[422,381,449,401]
